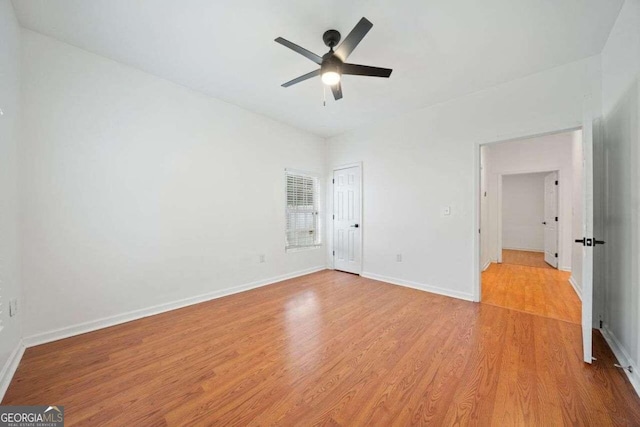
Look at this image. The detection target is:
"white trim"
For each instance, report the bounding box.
[284,169,322,251]
[600,325,640,398]
[473,144,482,302]
[636,74,640,370]
[361,272,474,302]
[482,260,492,272]
[332,162,362,172]
[285,245,322,253]
[284,167,321,178]
[479,123,582,147]
[497,175,503,263]
[568,275,582,300]
[23,266,326,348]
[559,265,572,272]
[0,340,26,401]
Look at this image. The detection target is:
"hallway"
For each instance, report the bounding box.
[482,252,581,324]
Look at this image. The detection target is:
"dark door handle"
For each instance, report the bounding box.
[542,221,547,225]
[575,238,605,246]
[350,224,359,228]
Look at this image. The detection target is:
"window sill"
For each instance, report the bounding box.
[286,245,322,253]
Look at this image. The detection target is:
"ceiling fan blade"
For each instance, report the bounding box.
[334,17,373,61]
[331,82,343,100]
[275,37,323,65]
[342,63,392,78]
[282,69,321,87]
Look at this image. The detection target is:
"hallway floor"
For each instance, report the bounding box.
[501,249,555,269]
[482,255,581,324]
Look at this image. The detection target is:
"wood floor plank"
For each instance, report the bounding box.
[482,261,581,324]
[3,270,640,426]
[502,249,554,269]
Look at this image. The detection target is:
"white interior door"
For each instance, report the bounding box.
[333,166,362,274]
[543,172,559,268]
[581,112,594,364]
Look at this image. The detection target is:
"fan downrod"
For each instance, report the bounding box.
[322,30,341,49]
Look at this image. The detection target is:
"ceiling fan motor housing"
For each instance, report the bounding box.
[323,29,341,48]
[321,54,342,75]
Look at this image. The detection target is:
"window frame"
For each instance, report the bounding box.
[284,168,322,252]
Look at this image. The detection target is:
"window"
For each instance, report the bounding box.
[285,170,320,250]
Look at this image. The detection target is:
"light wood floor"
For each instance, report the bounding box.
[502,249,554,269]
[4,270,640,425]
[482,261,581,324]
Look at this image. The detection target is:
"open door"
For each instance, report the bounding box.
[580,108,594,364]
[543,172,559,268]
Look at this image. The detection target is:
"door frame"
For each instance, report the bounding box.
[496,168,562,266]
[330,162,363,273]
[473,124,582,303]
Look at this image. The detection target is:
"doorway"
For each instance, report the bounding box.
[497,171,560,270]
[477,128,590,353]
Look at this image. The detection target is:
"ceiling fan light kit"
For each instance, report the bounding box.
[321,70,341,86]
[275,17,393,101]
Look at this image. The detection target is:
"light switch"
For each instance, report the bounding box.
[443,206,451,216]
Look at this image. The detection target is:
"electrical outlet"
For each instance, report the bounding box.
[396,254,402,262]
[259,254,266,263]
[9,298,17,317]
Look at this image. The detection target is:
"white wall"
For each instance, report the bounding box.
[501,172,546,252]
[600,0,640,390]
[327,55,601,301]
[0,0,22,386]
[20,30,327,339]
[482,132,576,271]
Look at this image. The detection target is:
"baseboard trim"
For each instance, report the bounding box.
[361,272,474,302]
[0,340,26,401]
[23,266,326,348]
[600,325,640,398]
[482,260,492,272]
[502,247,544,253]
[559,266,571,272]
[568,275,582,301]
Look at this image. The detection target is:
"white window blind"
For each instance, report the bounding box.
[286,170,320,250]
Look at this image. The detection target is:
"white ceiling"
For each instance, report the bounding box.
[12,0,623,138]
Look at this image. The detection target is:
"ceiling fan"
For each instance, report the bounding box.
[275,17,392,101]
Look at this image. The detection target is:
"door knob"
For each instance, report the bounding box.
[575,238,605,246]
[542,221,547,225]
[350,224,359,228]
